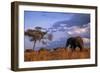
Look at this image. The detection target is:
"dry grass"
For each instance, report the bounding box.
[24,48,90,61]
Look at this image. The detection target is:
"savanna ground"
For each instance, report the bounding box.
[24,48,90,61]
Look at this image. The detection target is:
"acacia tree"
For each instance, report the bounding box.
[25,27,53,50]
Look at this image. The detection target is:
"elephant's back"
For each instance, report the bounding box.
[67,37,76,43]
[75,36,83,44]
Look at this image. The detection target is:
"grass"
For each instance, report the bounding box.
[24,48,90,61]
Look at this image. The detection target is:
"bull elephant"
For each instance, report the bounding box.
[65,36,84,51]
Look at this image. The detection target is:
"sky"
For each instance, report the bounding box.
[24,11,90,50]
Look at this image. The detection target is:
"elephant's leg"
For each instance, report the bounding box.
[65,44,68,49]
[71,45,76,52]
[65,41,69,49]
[78,45,83,51]
[70,45,73,50]
[73,46,76,51]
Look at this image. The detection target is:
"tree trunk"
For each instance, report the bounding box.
[33,40,36,50]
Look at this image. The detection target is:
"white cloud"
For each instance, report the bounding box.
[83,37,90,43]
[67,31,74,35]
[67,23,90,35]
[60,23,67,27]
[63,27,69,30]
[57,27,62,30]
[52,28,58,31]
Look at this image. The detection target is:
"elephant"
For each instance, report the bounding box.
[65,36,84,51]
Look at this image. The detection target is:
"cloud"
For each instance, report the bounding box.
[53,14,90,27]
[51,28,58,32]
[46,37,67,49]
[48,25,66,32]
[67,26,87,34]
[60,23,68,27]
[83,37,90,44]
[67,23,90,36]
